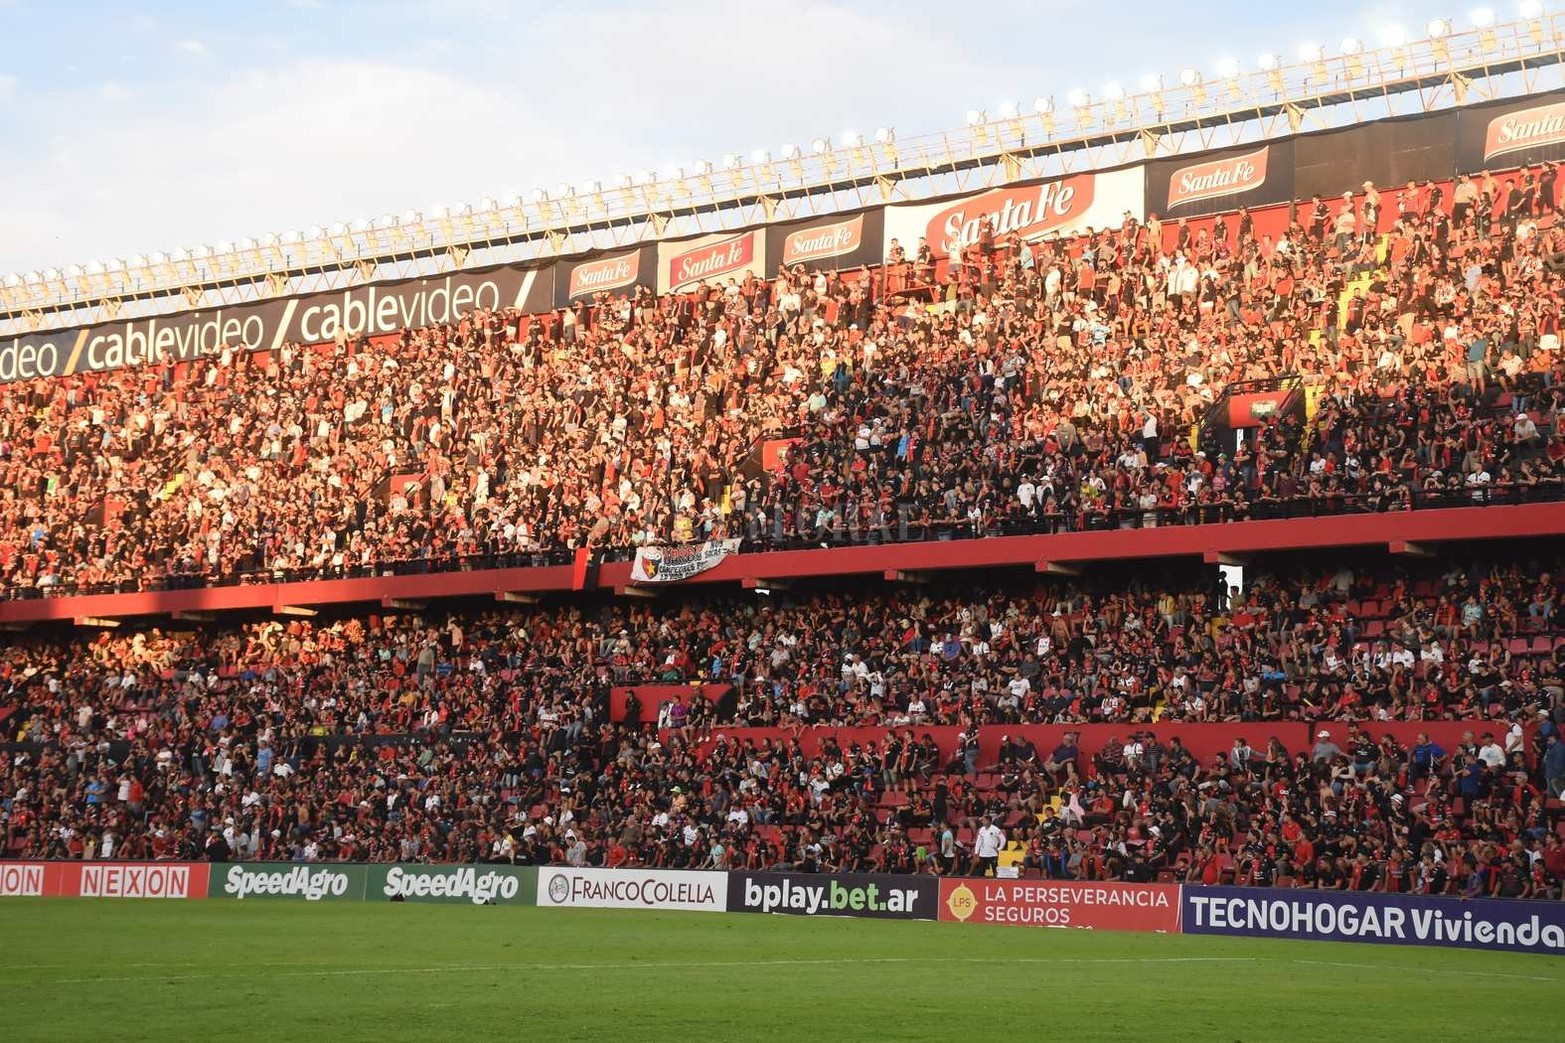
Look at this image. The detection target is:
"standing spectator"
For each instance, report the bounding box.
[973,816,1006,878]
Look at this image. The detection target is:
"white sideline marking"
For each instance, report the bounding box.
[10,956,1256,985]
[15,955,1559,987]
[1286,959,1561,983]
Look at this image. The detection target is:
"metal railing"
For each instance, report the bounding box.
[5,482,1561,603]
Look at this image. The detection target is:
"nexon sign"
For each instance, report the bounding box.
[0,863,45,897]
[79,864,196,899]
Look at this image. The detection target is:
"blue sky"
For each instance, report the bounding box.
[0,0,1516,271]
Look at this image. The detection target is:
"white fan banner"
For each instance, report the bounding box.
[629,539,741,584]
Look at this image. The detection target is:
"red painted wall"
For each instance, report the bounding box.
[610,684,732,723]
[3,502,1558,625]
[669,719,1522,774]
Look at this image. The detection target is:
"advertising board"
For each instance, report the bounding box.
[2,265,553,384]
[537,867,728,911]
[1182,886,1565,957]
[209,862,368,901]
[368,864,536,905]
[939,878,1179,931]
[729,871,937,920]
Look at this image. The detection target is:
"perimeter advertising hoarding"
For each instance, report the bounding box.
[71,862,207,899]
[0,862,45,896]
[765,210,885,272]
[1,264,555,385]
[0,861,209,898]
[537,867,728,911]
[939,878,1179,931]
[1144,139,1296,220]
[553,244,659,307]
[209,862,369,901]
[367,864,537,905]
[881,166,1144,260]
[1456,89,1565,173]
[1293,110,1458,203]
[657,229,767,294]
[728,871,938,920]
[1182,886,1565,957]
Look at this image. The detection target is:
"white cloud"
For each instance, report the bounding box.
[0,73,17,98]
[0,0,1470,271]
[0,1,981,270]
[1,59,585,266]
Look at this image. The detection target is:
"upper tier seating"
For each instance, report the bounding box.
[2,172,1563,597]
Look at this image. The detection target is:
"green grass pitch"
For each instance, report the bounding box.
[0,901,1560,1041]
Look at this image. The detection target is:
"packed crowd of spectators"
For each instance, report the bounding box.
[2,557,1561,898]
[4,171,1565,595]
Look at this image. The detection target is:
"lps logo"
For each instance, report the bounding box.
[946,882,977,922]
[547,874,572,904]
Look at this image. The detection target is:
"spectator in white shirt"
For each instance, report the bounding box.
[974,816,1006,877]
[1477,733,1507,770]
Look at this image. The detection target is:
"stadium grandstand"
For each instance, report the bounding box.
[1,10,1564,1017]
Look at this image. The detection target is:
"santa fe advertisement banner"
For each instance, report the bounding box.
[939,878,1180,931]
[1455,89,1565,174]
[1143,139,1298,219]
[1182,886,1565,956]
[765,210,886,272]
[881,166,1143,259]
[657,229,767,294]
[553,244,659,307]
[366,864,537,905]
[728,871,938,920]
[537,867,728,911]
[630,538,740,583]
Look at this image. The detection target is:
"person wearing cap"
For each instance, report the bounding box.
[1477,732,1506,771]
[1311,729,1344,763]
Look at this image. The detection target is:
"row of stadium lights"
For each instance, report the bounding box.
[0,126,901,297]
[0,3,1553,298]
[965,6,1530,127]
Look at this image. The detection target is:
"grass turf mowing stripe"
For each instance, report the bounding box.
[0,902,1559,1042]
